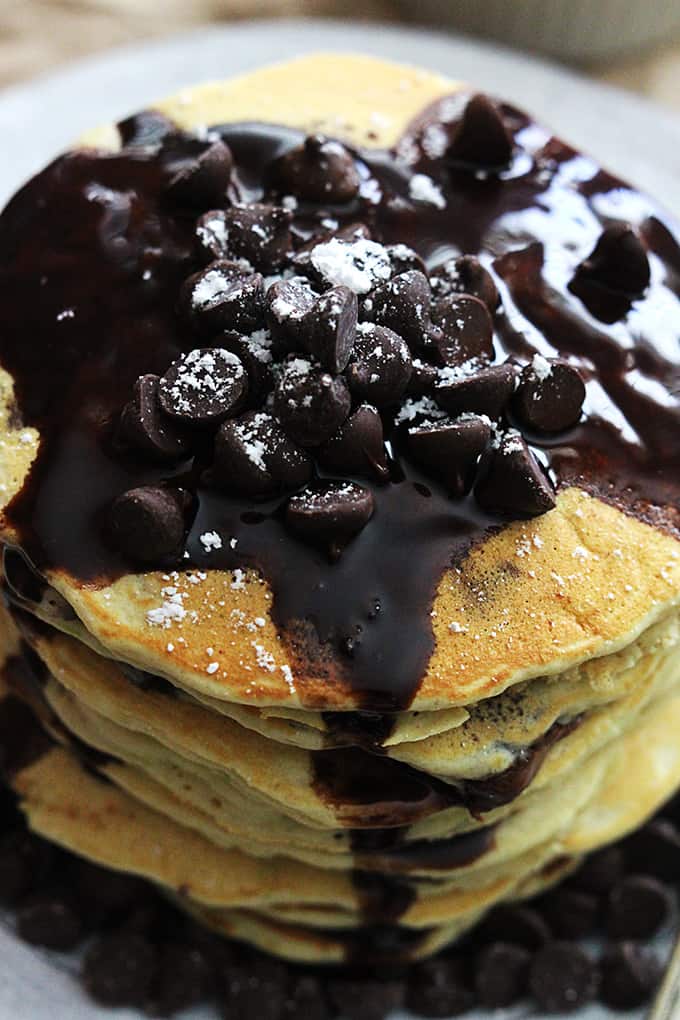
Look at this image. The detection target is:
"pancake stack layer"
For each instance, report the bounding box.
[0,55,678,964]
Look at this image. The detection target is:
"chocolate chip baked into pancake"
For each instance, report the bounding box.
[0,53,679,964]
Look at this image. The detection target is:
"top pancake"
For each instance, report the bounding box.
[0,54,679,712]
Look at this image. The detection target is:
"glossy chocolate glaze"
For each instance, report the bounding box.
[1,104,679,711]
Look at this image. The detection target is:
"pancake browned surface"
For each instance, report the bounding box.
[0,54,679,963]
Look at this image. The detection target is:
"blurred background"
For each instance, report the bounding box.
[2,0,680,109]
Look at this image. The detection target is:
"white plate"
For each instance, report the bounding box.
[0,17,677,1019]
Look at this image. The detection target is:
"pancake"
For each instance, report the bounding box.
[0,53,678,964]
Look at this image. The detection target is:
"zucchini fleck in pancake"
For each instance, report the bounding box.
[0,54,678,963]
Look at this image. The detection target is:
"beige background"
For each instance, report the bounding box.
[2,1,680,112]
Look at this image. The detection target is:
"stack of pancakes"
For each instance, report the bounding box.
[0,55,679,965]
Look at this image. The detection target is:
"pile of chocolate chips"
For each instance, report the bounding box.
[0,770,677,1018]
[109,116,590,565]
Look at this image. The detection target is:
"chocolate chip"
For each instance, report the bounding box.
[151,942,214,1015]
[479,904,551,949]
[605,875,672,939]
[73,859,145,925]
[475,432,556,516]
[108,486,186,563]
[304,285,358,373]
[434,362,518,418]
[429,294,494,367]
[271,134,360,204]
[625,818,680,882]
[369,270,432,350]
[307,237,393,294]
[573,222,650,296]
[119,110,175,148]
[214,410,312,498]
[327,978,404,1020]
[220,330,274,406]
[386,243,427,277]
[600,942,662,1011]
[569,845,626,895]
[195,209,230,263]
[542,888,599,939]
[474,942,530,1009]
[430,254,499,311]
[407,358,438,396]
[513,357,585,433]
[159,347,247,425]
[273,358,351,446]
[448,94,513,169]
[405,958,474,1017]
[181,261,264,335]
[529,942,599,1013]
[0,830,54,904]
[224,203,292,271]
[345,323,412,406]
[166,139,233,207]
[285,481,374,554]
[317,404,389,480]
[265,277,318,353]
[222,959,287,1020]
[83,932,158,1007]
[17,891,84,950]
[408,415,490,495]
[118,374,191,462]
[283,975,330,1020]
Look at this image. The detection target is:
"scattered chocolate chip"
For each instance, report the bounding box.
[429,294,494,367]
[108,486,186,563]
[474,942,530,1009]
[118,110,175,148]
[569,845,626,895]
[542,888,600,940]
[407,357,438,396]
[600,942,663,1011]
[73,859,145,925]
[0,830,53,905]
[529,942,599,1013]
[195,209,230,263]
[430,254,499,311]
[265,277,318,352]
[220,329,274,406]
[271,135,360,204]
[17,891,84,950]
[83,932,158,1007]
[327,978,404,1020]
[158,348,247,425]
[151,942,214,1015]
[448,94,513,169]
[285,481,374,554]
[166,139,233,207]
[625,818,680,882]
[345,323,412,406]
[475,432,556,516]
[307,237,393,294]
[572,222,650,296]
[369,270,432,350]
[386,243,427,277]
[273,358,351,447]
[317,404,389,480]
[405,958,474,1017]
[513,357,585,433]
[224,203,292,271]
[181,260,264,335]
[408,415,490,495]
[479,904,551,949]
[434,362,518,418]
[605,875,672,939]
[283,975,330,1020]
[214,410,312,498]
[118,374,191,462]
[222,959,288,1020]
[304,285,358,373]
